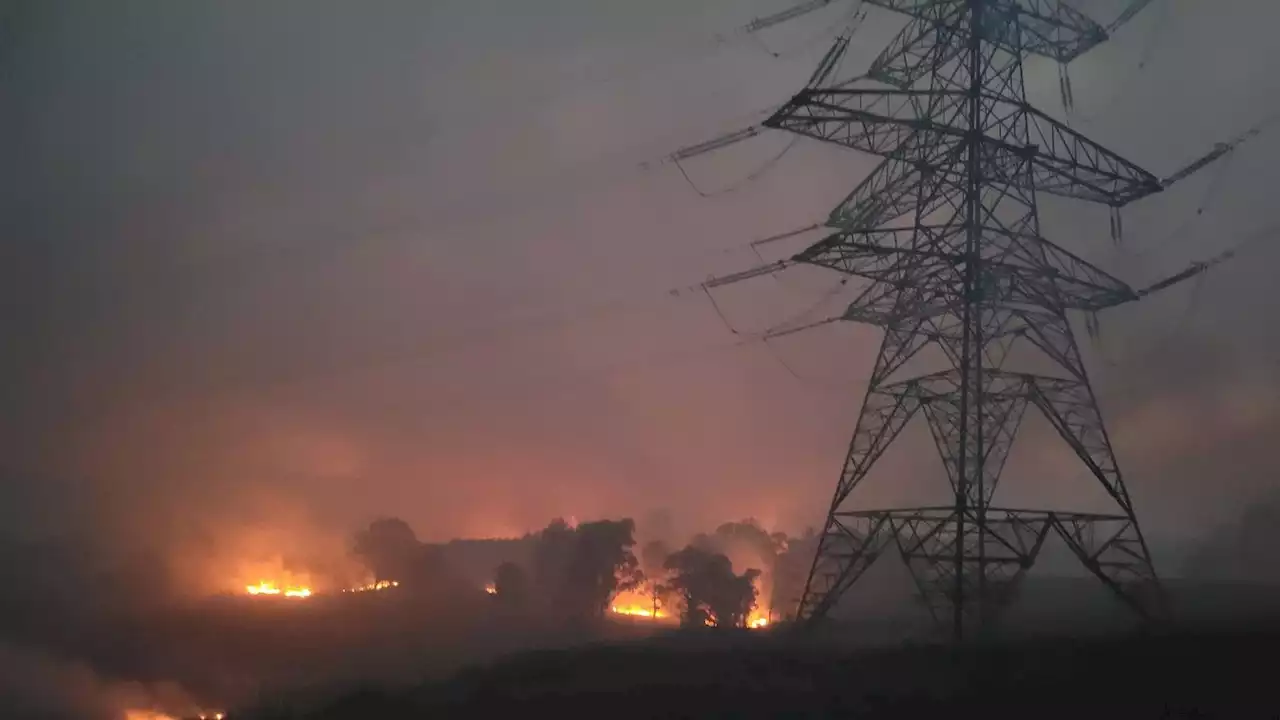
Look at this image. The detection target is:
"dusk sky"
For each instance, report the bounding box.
[1,0,1278,577]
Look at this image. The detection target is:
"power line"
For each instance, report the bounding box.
[1067,0,1172,125]
[751,0,865,60]
[673,135,802,198]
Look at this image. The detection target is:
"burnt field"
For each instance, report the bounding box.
[0,585,670,716]
[233,577,1280,719]
[6,574,1280,718]
[255,627,1280,719]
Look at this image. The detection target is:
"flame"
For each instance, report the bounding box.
[689,607,770,629]
[245,581,312,598]
[608,590,670,620]
[344,580,400,593]
[232,558,317,599]
[484,583,497,595]
[125,709,224,720]
[610,604,666,618]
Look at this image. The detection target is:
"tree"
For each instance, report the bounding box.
[640,539,673,618]
[709,519,787,573]
[353,517,420,584]
[493,561,530,607]
[531,517,642,620]
[664,545,760,628]
[532,517,577,607]
[569,519,642,618]
[772,529,818,621]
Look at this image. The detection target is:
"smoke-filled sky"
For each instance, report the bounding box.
[1,0,1278,571]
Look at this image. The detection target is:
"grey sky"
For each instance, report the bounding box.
[1,0,1277,579]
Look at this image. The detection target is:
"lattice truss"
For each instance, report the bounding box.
[763,0,1166,635]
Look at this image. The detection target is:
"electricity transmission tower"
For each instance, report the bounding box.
[764,0,1168,638]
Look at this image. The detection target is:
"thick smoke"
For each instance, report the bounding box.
[0,642,203,720]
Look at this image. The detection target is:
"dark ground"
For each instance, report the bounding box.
[243,625,1280,719]
[8,569,1280,717]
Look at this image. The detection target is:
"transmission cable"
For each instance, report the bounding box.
[1068,0,1171,125]
[1094,220,1280,369]
[673,135,803,198]
[752,0,867,60]
[1120,111,1280,260]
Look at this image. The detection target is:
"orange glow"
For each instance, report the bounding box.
[229,556,320,600]
[245,581,312,598]
[610,604,665,618]
[608,590,671,621]
[484,583,497,595]
[605,589,769,627]
[344,580,400,593]
[123,711,178,720]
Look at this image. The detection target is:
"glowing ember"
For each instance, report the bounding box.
[607,590,670,621]
[747,605,771,629]
[126,709,225,720]
[344,580,400,593]
[610,604,667,619]
[484,583,497,595]
[245,581,312,598]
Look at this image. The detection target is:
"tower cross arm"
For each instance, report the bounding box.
[1015,105,1163,206]
[766,88,1164,206]
[864,0,1108,64]
[764,88,968,158]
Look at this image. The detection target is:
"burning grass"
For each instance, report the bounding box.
[245,582,313,598]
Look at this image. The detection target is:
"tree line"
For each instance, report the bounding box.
[350,516,820,628]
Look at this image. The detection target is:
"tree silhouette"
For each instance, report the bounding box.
[569,519,642,618]
[532,517,641,620]
[353,517,420,584]
[493,561,530,607]
[665,545,760,628]
[640,539,673,618]
[712,520,785,562]
[532,517,577,608]
[772,527,817,621]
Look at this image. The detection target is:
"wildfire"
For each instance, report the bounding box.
[606,589,769,627]
[484,583,497,595]
[245,581,312,598]
[124,709,225,720]
[344,580,400,593]
[608,590,671,620]
[689,607,771,629]
[610,604,667,619]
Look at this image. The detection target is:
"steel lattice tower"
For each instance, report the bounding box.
[763,0,1167,638]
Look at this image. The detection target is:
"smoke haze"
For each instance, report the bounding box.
[1,0,1279,712]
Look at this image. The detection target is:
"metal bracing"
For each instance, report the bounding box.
[777,0,1166,638]
[864,0,1109,64]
